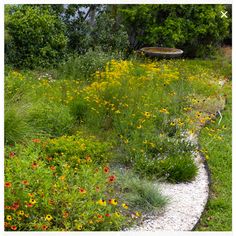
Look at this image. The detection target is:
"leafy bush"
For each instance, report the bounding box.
[119,4,230,57]
[43,132,112,164]
[5,5,68,69]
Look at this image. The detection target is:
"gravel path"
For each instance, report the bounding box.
[129,137,210,231]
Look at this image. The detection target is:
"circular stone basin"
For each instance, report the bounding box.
[140,47,183,58]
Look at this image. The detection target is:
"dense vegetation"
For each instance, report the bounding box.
[5,4,231,69]
[4,4,231,231]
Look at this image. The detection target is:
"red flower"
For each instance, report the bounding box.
[103,166,110,174]
[11,225,17,231]
[108,175,116,183]
[22,180,29,185]
[105,213,111,217]
[26,203,33,208]
[11,202,20,210]
[50,166,56,171]
[32,138,41,143]
[5,182,12,188]
[9,151,15,158]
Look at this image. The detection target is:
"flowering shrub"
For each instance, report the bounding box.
[4,137,141,231]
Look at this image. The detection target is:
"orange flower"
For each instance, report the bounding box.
[5,182,12,188]
[32,138,41,143]
[4,222,10,228]
[22,180,29,185]
[42,225,48,231]
[103,166,110,174]
[31,162,38,169]
[63,211,69,218]
[11,225,17,231]
[79,188,86,194]
[85,155,92,162]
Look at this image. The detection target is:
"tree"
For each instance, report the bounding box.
[118,4,230,57]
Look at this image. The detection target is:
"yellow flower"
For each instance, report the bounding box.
[135,211,141,217]
[45,214,53,221]
[97,199,107,206]
[6,215,12,221]
[143,112,151,118]
[109,199,118,206]
[29,198,36,204]
[17,210,24,216]
[170,122,175,126]
[59,175,65,181]
[159,108,169,114]
[137,125,142,129]
[76,223,83,231]
[115,110,121,114]
[114,212,121,218]
[122,203,128,209]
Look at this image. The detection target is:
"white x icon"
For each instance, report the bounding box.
[221,11,228,18]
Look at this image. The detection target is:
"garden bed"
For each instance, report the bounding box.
[4,56,231,231]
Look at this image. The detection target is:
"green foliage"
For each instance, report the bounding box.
[63,5,129,53]
[5,5,68,69]
[119,5,230,57]
[44,132,112,164]
[196,82,232,231]
[4,105,32,144]
[26,102,75,137]
[57,49,124,81]
[92,14,129,52]
[4,141,135,231]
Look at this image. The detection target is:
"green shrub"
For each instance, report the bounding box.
[43,132,112,165]
[5,5,68,69]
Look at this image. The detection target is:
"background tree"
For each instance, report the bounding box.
[118,4,230,57]
[5,5,68,69]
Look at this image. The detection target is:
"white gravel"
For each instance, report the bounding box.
[128,137,209,231]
